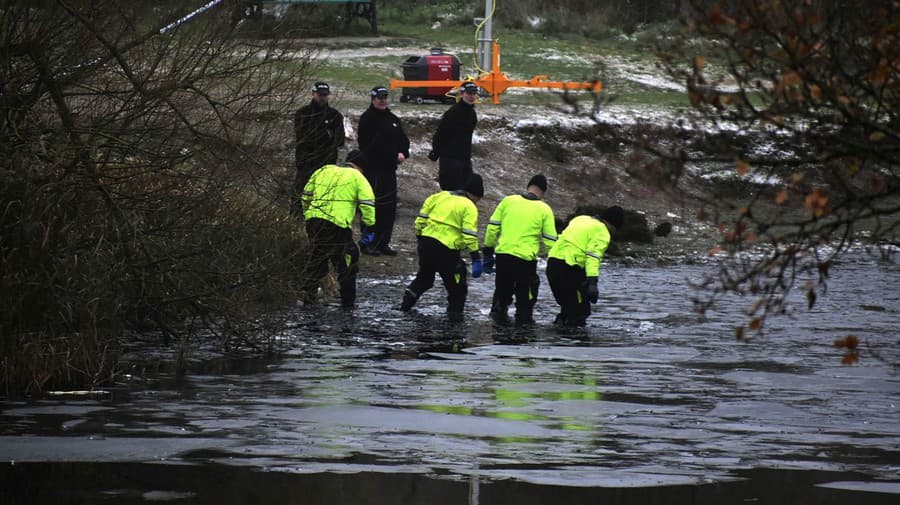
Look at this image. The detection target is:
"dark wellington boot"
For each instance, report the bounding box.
[514,310,536,326]
[398,290,418,311]
[490,306,511,325]
[490,297,511,325]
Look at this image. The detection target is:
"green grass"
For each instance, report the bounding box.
[300,5,698,108]
[609,90,692,108]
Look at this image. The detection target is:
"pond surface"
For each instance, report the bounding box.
[1,256,899,504]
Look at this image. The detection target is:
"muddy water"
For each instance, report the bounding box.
[1,256,898,504]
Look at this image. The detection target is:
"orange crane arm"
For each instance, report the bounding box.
[389,41,602,104]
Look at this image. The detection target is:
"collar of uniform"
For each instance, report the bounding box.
[450,190,467,196]
[521,192,539,200]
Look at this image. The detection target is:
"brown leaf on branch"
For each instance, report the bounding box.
[775,189,789,205]
[804,187,831,217]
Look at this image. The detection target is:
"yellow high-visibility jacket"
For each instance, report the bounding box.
[484,193,557,261]
[415,190,479,253]
[547,215,611,277]
[302,164,375,229]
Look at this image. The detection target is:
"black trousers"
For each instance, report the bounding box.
[406,236,468,313]
[362,169,397,249]
[546,257,591,326]
[438,157,473,191]
[492,253,540,322]
[303,218,360,306]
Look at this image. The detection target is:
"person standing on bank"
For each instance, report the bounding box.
[300,150,375,308]
[483,174,557,325]
[293,81,345,214]
[428,81,478,191]
[546,206,624,327]
[399,174,485,320]
[357,86,410,256]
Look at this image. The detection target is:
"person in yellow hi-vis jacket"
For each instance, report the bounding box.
[483,174,557,325]
[398,174,484,320]
[546,206,623,327]
[301,150,375,308]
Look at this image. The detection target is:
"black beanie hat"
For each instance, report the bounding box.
[465,173,484,197]
[527,174,548,192]
[600,205,624,230]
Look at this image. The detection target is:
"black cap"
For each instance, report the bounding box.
[600,205,624,230]
[465,173,484,198]
[461,82,478,94]
[313,82,330,95]
[345,149,363,166]
[370,86,389,98]
[527,174,548,192]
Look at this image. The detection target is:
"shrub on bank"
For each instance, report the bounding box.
[0,2,313,395]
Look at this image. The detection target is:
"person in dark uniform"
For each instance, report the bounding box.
[399,174,485,321]
[293,81,345,214]
[483,174,557,325]
[546,206,623,327]
[300,151,375,308]
[357,86,410,256]
[428,81,478,191]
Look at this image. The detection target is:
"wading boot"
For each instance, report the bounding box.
[514,300,536,325]
[514,311,536,326]
[490,303,511,326]
[398,290,418,311]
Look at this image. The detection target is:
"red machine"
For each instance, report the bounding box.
[398,48,461,104]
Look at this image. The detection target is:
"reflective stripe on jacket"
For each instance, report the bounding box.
[484,193,557,261]
[547,215,611,277]
[302,164,375,229]
[415,190,479,253]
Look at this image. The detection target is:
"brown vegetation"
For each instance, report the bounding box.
[1,1,313,394]
[634,0,899,335]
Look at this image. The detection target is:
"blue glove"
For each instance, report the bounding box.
[471,258,483,278]
[586,277,599,303]
[482,248,494,274]
[360,232,375,246]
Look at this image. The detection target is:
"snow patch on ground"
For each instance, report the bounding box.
[624,71,685,91]
[537,49,594,66]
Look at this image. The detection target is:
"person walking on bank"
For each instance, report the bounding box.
[300,150,375,308]
[428,81,478,191]
[546,205,624,327]
[483,174,557,325]
[357,86,410,256]
[293,81,345,214]
[399,174,485,320]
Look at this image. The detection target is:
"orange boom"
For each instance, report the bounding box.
[390,40,602,105]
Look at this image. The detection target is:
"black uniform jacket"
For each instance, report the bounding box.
[431,100,477,161]
[294,100,345,171]
[357,105,411,173]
